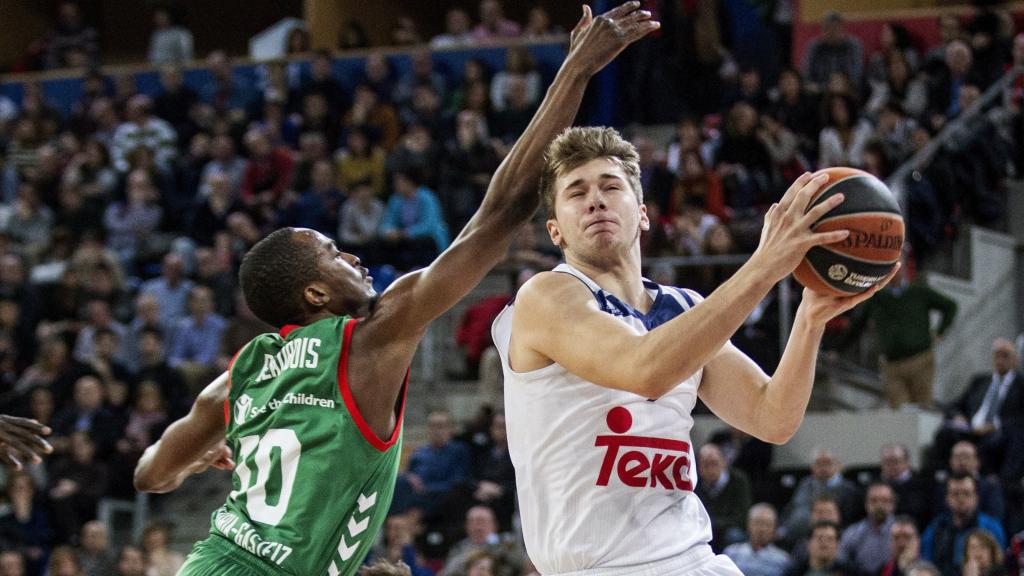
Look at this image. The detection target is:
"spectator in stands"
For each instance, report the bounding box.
[395,48,448,110]
[782,521,855,576]
[400,85,446,139]
[134,327,188,418]
[345,84,402,152]
[838,482,896,574]
[716,102,772,215]
[390,16,422,47]
[879,444,933,529]
[47,546,84,576]
[869,24,921,85]
[0,551,26,576]
[239,127,295,224]
[66,139,118,205]
[439,111,500,232]
[371,515,433,576]
[524,6,558,38]
[2,184,55,252]
[289,131,331,194]
[201,50,255,119]
[338,181,384,262]
[336,127,386,197]
[491,47,541,112]
[443,506,522,576]
[867,53,929,120]
[280,159,345,234]
[379,169,448,271]
[140,253,195,325]
[141,521,184,576]
[148,7,193,65]
[115,546,146,576]
[492,77,538,143]
[921,475,1006,576]
[0,472,52,575]
[103,169,164,270]
[191,173,243,248]
[363,53,397,103]
[73,299,127,364]
[44,1,99,70]
[960,529,1004,576]
[933,441,1005,521]
[150,66,198,139]
[78,520,116,576]
[51,374,121,453]
[303,50,349,116]
[842,257,956,409]
[473,0,521,43]
[400,411,470,517]
[338,20,369,51]
[782,449,860,545]
[880,516,922,576]
[724,503,790,576]
[470,413,515,531]
[802,12,864,89]
[432,9,475,49]
[48,431,109,544]
[167,285,226,386]
[817,94,872,168]
[934,339,1024,478]
[696,443,752,551]
[111,95,177,173]
[199,135,247,199]
[928,40,979,121]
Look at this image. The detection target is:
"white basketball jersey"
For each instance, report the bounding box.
[492,263,713,574]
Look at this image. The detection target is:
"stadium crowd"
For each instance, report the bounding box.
[0,0,1021,575]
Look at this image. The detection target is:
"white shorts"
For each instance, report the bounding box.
[546,545,744,576]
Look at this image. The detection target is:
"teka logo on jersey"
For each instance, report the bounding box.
[594,406,694,491]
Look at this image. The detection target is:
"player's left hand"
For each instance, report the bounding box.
[798,263,900,326]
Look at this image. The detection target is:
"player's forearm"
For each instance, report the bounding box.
[134,441,188,493]
[638,264,776,397]
[758,308,826,442]
[477,64,590,227]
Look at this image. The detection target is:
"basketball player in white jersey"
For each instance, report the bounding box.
[492,129,897,575]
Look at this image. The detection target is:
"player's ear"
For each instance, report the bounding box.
[303,282,330,307]
[639,202,650,232]
[545,218,563,247]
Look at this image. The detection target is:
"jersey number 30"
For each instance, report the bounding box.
[229,428,302,526]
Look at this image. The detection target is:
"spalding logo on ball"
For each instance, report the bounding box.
[792,167,904,297]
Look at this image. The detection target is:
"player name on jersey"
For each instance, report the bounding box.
[256,337,322,382]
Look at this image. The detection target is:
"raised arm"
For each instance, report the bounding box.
[372,2,660,332]
[134,372,234,493]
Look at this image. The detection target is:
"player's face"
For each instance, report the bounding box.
[303,230,376,316]
[547,158,648,261]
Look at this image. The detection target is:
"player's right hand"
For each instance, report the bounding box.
[750,172,849,284]
[0,415,52,471]
[565,1,661,78]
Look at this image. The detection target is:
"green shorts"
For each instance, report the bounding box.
[177,536,282,576]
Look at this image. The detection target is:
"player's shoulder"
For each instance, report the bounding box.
[516,270,595,309]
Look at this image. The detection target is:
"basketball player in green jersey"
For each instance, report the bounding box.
[132,5,660,576]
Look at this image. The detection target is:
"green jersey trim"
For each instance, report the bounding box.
[337,318,408,452]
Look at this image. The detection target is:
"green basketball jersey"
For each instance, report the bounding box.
[201,315,405,576]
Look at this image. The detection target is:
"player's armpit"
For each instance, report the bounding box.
[134,372,229,493]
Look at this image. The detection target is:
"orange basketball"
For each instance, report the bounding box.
[792,167,905,297]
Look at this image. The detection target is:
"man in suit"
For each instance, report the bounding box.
[932,338,1024,479]
[879,444,933,530]
[696,443,753,552]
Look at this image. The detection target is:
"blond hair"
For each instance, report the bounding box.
[360,560,412,576]
[539,127,643,218]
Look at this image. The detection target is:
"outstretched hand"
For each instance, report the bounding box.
[799,263,901,326]
[566,1,660,77]
[0,415,52,471]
